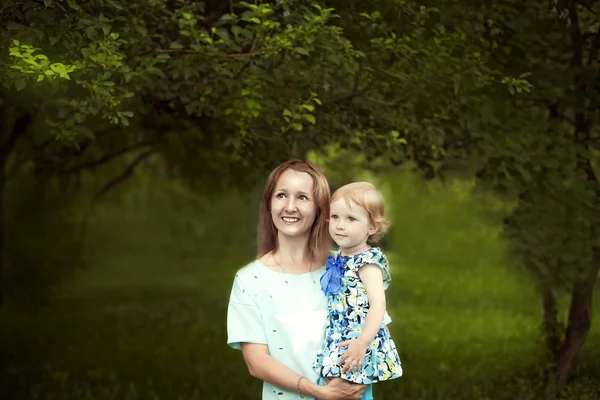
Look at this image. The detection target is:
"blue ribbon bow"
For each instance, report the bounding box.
[320,255,345,296]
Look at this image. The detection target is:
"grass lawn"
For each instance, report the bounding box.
[1,175,598,399]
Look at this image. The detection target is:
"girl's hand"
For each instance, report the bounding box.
[336,338,369,375]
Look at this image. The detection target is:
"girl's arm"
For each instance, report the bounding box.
[337,264,386,373]
[357,264,386,345]
[241,343,366,400]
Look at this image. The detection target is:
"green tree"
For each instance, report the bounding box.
[444,0,600,386]
[0,0,492,303]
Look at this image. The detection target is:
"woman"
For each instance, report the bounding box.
[227,159,366,399]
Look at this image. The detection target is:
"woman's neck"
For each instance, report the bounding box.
[274,233,314,272]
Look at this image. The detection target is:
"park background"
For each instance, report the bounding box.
[1,1,599,399]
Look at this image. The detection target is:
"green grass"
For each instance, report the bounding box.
[1,173,599,399]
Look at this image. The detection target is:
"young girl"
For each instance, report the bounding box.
[313,182,402,400]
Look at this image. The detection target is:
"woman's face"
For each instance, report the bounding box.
[270,169,317,240]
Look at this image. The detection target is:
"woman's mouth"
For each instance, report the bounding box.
[282,217,300,224]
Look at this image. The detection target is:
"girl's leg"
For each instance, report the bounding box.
[360,384,373,400]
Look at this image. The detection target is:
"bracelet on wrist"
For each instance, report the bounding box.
[296,376,306,398]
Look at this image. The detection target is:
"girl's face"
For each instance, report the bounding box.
[270,169,317,240]
[329,198,375,254]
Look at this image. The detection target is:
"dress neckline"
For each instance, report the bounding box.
[254,259,325,276]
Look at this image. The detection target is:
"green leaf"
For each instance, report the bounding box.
[7,21,23,30]
[303,114,316,124]
[154,53,171,63]
[135,24,148,36]
[14,79,26,91]
[44,0,53,6]
[283,109,293,117]
[74,113,85,123]
[220,14,236,22]
[67,0,80,10]
[291,122,303,131]
[50,64,65,73]
[44,70,55,76]
[301,104,315,112]
[170,41,184,49]
[23,58,39,67]
[147,67,164,77]
[215,28,230,42]
[37,74,44,82]
[12,39,20,46]
[294,47,310,56]
[84,25,96,38]
[313,98,322,105]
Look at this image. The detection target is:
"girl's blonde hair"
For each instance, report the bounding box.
[331,182,389,243]
[257,159,331,266]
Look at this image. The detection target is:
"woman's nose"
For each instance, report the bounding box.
[285,198,297,212]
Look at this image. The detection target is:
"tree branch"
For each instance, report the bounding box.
[94,150,155,199]
[586,26,600,65]
[58,141,158,175]
[0,114,30,162]
[156,49,265,58]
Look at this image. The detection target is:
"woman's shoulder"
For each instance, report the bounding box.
[233,260,264,281]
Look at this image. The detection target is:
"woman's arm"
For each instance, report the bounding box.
[241,343,366,400]
[357,264,386,345]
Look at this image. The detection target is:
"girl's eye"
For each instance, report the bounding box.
[330,215,338,220]
[299,195,308,201]
[348,217,356,222]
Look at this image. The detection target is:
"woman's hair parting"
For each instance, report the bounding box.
[331,181,389,243]
[257,159,331,265]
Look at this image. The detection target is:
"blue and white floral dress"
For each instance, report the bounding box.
[313,247,403,384]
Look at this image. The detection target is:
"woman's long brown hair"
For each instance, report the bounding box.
[257,159,331,266]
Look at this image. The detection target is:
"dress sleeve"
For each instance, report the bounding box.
[353,248,392,290]
[227,273,267,350]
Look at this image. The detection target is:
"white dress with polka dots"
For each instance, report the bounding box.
[227,260,328,399]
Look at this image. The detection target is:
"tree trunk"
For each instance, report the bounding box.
[554,259,600,385]
[0,112,31,306]
[0,168,5,306]
[541,282,560,367]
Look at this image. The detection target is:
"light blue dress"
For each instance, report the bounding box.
[313,248,402,389]
[227,260,327,399]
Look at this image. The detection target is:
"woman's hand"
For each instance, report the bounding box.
[337,338,369,375]
[322,377,366,400]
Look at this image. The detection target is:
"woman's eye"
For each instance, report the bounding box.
[276,193,286,199]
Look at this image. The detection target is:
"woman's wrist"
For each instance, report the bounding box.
[301,379,329,400]
[313,384,330,400]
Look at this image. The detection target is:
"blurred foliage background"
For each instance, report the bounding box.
[1,0,600,399]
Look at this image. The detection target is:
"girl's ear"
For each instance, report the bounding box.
[368,221,379,235]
